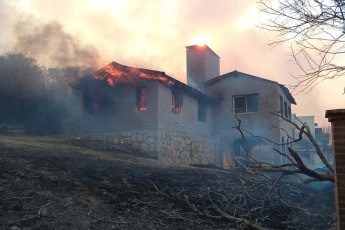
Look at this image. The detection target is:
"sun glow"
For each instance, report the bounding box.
[192,35,211,46]
[238,5,259,30]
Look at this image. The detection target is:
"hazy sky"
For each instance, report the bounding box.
[0,0,344,125]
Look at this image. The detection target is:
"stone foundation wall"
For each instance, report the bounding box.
[81,129,220,166]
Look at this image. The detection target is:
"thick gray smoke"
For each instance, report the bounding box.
[14,19,98,67]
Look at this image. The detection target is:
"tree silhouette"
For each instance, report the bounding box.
[258,0,345,92]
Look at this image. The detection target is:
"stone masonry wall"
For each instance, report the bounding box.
[81,129,220,166]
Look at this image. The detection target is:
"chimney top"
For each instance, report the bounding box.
[186,44,220,89]
[185,45,219,58]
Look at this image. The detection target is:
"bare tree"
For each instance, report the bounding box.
[199,111,336,229]
[258,0,345,93]
[233,111,334,183]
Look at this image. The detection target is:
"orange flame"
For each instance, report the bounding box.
[92,62,175,87]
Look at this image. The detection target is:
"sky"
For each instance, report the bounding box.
[0,0,344,126]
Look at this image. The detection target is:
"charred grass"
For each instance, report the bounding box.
[0,133,335,229]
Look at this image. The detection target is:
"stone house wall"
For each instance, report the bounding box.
[206,72,294,166]
[157,83,213,137]
[81,80,214,137]
[81,129,220,166]
[81,80,159,132]
[79,80,219,166]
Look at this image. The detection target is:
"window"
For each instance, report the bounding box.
[85,93,100,115]
[233,94,259,114]
[280,95,291,120]
[172,91,183,115]
[279,95,283,113]
[136,86,146,111]
[281,137,286,153]
[198,100,206,122]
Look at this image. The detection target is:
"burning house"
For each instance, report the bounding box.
[73,45,296,168]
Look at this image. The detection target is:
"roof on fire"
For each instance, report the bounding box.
[203,70,296,105]
[74,61,217,104]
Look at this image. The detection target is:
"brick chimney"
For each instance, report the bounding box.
[186,45,220,90]
[326,109,345,230]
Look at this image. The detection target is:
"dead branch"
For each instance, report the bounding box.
[151,182,171,198]
[261,174,286,213]
[288,147,334,182]
[233,111,263,167]
[234,107,334,182]
[258,0,345,92]
[207,192,271,230]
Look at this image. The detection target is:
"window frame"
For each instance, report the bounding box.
[284,101,288,119]
[233,94,259,114]
[279,95,284,113]
[172,91,183,115]
[85,92,100,115]
[198,100,206,122]
[136,86,147,111]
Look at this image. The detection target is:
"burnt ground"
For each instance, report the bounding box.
[0,133,336,230]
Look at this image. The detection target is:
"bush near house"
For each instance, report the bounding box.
[0,51,82,134]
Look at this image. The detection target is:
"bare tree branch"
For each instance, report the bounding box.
[258,0,345,92]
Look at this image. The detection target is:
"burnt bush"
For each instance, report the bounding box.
[0,51,82,134]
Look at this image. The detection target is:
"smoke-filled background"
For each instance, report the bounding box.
[0,0,344,125]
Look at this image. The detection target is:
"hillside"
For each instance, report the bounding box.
[0,134,335,229]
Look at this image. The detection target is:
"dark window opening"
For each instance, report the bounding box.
[284,101,288,118]
[234,96,246,113]
[136,86,146,111]
[247,94,259,112]
[233,94,259,114]
[288,105,291,120]
[198,100,206,122]
[172,91,183,115]
[85,93,100,115]
[282,137,286,153]
[279,95,283,113]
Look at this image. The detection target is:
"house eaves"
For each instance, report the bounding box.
[73,61,217,104]
[203,70,296,105]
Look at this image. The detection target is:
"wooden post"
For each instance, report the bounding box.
[326,109,345,230]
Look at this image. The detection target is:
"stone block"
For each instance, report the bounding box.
[137,134,144,142]
[131,133,137,142]
[141,143,149,152]
[148,144,155,152]
[147,138,154,144]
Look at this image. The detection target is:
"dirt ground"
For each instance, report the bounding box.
[0,133,335,230]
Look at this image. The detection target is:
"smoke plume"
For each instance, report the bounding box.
[14,19,98,67]
[0,0,343,124]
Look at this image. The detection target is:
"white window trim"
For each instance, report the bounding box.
[233,94,259,114]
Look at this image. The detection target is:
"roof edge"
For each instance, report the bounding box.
[203,70,296,105]
[185,45,220,58]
